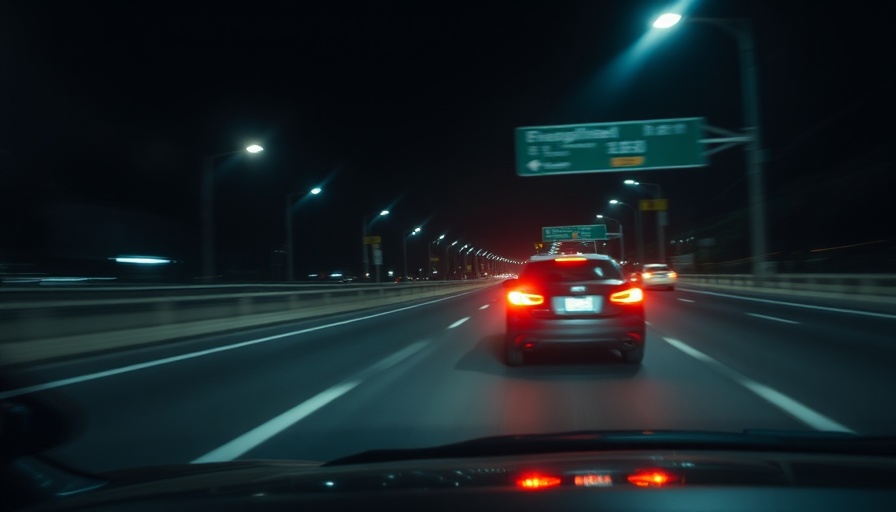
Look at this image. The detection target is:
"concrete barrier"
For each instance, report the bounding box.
[0,280,498,365]
[678,274,896,300]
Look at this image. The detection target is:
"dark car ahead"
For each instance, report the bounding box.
[503,254,645,366]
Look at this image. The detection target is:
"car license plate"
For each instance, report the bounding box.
[564,296,594,312]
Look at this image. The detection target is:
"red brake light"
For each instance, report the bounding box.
[508,290,544,306]
[555,256,587,262]
[516,473,562,490]
[627,469,678,487]
[610,287,643,304]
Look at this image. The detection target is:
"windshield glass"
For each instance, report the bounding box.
[0,0,893,484]
[522,259,623,282]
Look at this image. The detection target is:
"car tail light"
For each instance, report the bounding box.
[626,468,679,487]
[610,287,643,304]
[669,271,677,278]
[516,473,562,490]
[508,290,544,306]
[555,256,587,262]
[642,272,653,279]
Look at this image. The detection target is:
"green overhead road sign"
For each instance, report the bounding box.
[515,117,706,176]
[542,224,608,242]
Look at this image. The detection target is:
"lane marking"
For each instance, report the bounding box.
[0,289,486,400]
[448,317,470,329]
[680,288,896,320]
[645,321,653,327]
[479,304,490,310]
[677,298,695,303]
[746,312,799,325]
[663,337,854,433]
[192,341,428,463]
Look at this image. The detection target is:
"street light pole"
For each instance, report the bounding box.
[403,227,421,280]
[286,193,295,282]
[735,19,769,277]
[446,240,457,280]
[200,145,264,279]
[624,180,664,262]
[597,215,625,263]
[361,210,389,281]
[428,234,445,279]
[611,200,642,265]
[654,15,768,275]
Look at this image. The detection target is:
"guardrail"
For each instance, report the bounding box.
[0,280,498,365]
[678,274,896,297]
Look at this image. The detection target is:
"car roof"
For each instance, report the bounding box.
[529,253,612,262]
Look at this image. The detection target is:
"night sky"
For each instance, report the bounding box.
[1,1,893,279]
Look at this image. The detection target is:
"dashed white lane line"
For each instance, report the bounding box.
[663,337,854,433]
[677,298,695,303]
[479,304,490,310]
[448,317,470,329]
[746,312,799,325]
[192,340,429,463]
[0,290,482,400]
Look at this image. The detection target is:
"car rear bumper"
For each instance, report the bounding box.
[506,314,645,350]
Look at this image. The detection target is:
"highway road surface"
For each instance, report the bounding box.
[3,283,896,473]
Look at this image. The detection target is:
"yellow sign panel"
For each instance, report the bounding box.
[639,199,668,211]
[610,156,645,167]
[363,236,382,245]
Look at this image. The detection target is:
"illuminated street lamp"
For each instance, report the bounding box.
[652,12,768,275]
[652,13,681,28]
[201,144,264,279]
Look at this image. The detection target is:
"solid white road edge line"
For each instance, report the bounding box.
[746,312,799,324]
[0,289,485,400]
[679,288,896,320]
[663,337,855,433]
[192,341,428,463]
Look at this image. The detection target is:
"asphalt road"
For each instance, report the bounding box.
[4,283,896,473]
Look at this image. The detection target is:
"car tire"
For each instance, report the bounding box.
[622,346,644,365]
[505,338,524,367]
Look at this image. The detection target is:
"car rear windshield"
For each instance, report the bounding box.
[644,265,670,271]
[521,259,624,282]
